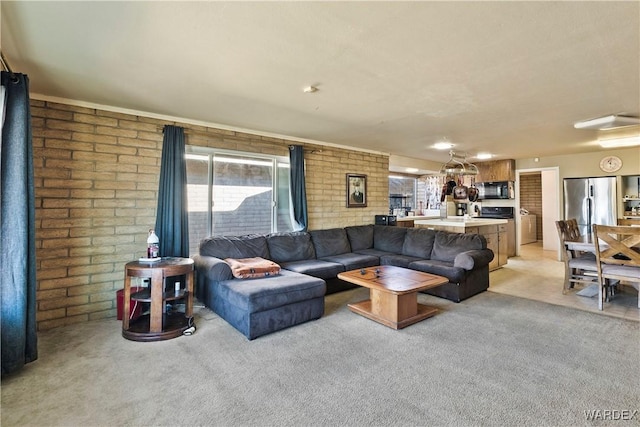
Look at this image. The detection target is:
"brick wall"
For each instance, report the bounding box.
[31,99,388,330]
[520,173,543,240]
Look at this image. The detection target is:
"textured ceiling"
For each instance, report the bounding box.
[2,1,639,167]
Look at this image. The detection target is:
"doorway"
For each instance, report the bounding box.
[516,167,560,256]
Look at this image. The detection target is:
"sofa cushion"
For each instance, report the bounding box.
[215,270,326,313]
[379,253,424,268]
[199,234,269,259]
[279,259,345,280]
[402,228,437,259]
[373,225,407,253]
[408,259,466,283]
[310,228,351,258]
[354,248,396,258]
[431,231,485,263]
[224,257,281,279]
[345,225,374,251]
[266,232,315,263]
[319,253,379,271]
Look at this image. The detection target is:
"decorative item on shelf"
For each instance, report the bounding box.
[439,150,478,176]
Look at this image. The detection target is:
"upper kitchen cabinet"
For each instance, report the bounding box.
[475,159,516,182]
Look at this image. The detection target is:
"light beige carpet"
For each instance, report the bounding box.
[2,289,639,426]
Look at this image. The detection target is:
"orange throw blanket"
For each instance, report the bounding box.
[224,257,281,279]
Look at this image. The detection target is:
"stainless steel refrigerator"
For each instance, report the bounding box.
[563,177,617,235]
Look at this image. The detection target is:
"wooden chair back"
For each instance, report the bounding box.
[593,225,640,267]
[555,220,569,257]
[555,219,580,243]
[593,224,640,310]
[565,218,581,239]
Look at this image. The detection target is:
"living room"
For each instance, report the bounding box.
[2,2,639,426]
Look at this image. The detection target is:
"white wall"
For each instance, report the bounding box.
[541,169,559,251]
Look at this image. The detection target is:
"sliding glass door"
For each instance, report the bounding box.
[185,148,293,255]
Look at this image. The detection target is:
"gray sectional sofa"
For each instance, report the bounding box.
[193,225,493,339]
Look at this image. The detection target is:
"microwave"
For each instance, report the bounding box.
[477,181,514,199]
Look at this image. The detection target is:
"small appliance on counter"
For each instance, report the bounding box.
[468,202,481,217]
[375,215,397,226]
[455,202,468,216]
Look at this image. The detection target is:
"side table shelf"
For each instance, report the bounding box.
[122,257,195,342]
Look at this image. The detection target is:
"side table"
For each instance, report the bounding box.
[122,257,194,342]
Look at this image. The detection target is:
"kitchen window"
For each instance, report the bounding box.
[185,147,293,255]
[389,176,417,214]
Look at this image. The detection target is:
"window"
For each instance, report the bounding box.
[185,147,293,255]
[389,176,417,213]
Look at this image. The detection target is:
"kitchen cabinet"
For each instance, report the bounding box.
[475,159,516,182]
[477,224,507,271]
[506,219,516,257]
[414,220,508,271]
[498,224,508,268]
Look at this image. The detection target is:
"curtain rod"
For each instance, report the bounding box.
[156,125,325,153]
[157,125,224,139]
[0,50,18,82]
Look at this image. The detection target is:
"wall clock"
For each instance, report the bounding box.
[599,156,622,173]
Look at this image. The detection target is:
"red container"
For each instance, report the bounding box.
[116,287,144,320]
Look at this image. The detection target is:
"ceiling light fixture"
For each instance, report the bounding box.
[574,114,640,130]
[433,141,454,150]
[303,86,318,93]
[439,150,478,176]
[476,153,492,160]
[598,135,640,148]
[405,168,419,173]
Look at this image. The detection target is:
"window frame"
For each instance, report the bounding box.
[185,145,291,240]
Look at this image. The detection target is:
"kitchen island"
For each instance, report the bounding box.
[414,217,508,271]
[395,214,440,227]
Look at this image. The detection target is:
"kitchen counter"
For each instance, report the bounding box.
[414,217,509,271]
[414,218,507,227]
[395,215,441,222]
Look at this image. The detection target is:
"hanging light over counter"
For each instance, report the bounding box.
[439,150,478,176]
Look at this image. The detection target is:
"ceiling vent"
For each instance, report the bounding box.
[574,114,640,130]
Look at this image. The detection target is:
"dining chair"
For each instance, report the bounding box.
[565,218,582,239]
[593,224,640,310]
[555,220,597,294]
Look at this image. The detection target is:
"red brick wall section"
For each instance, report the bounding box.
[30,99,389,330]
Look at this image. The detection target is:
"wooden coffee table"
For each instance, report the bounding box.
[337,265,448,329]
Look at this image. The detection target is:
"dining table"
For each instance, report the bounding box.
[564,234,600,253]
[565,226,640,253]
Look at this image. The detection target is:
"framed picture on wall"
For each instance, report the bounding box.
[346,173,367,208]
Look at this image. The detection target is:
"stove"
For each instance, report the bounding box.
[478,206,515,219]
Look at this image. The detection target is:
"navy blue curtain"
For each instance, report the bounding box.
[155,125,189,257]
[1,72,38,375]
[289,145,308,231]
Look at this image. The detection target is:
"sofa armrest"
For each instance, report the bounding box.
[454,249,494,270]
[193,254,233,282]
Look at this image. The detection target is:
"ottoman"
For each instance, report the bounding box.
[211,269,326,340]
